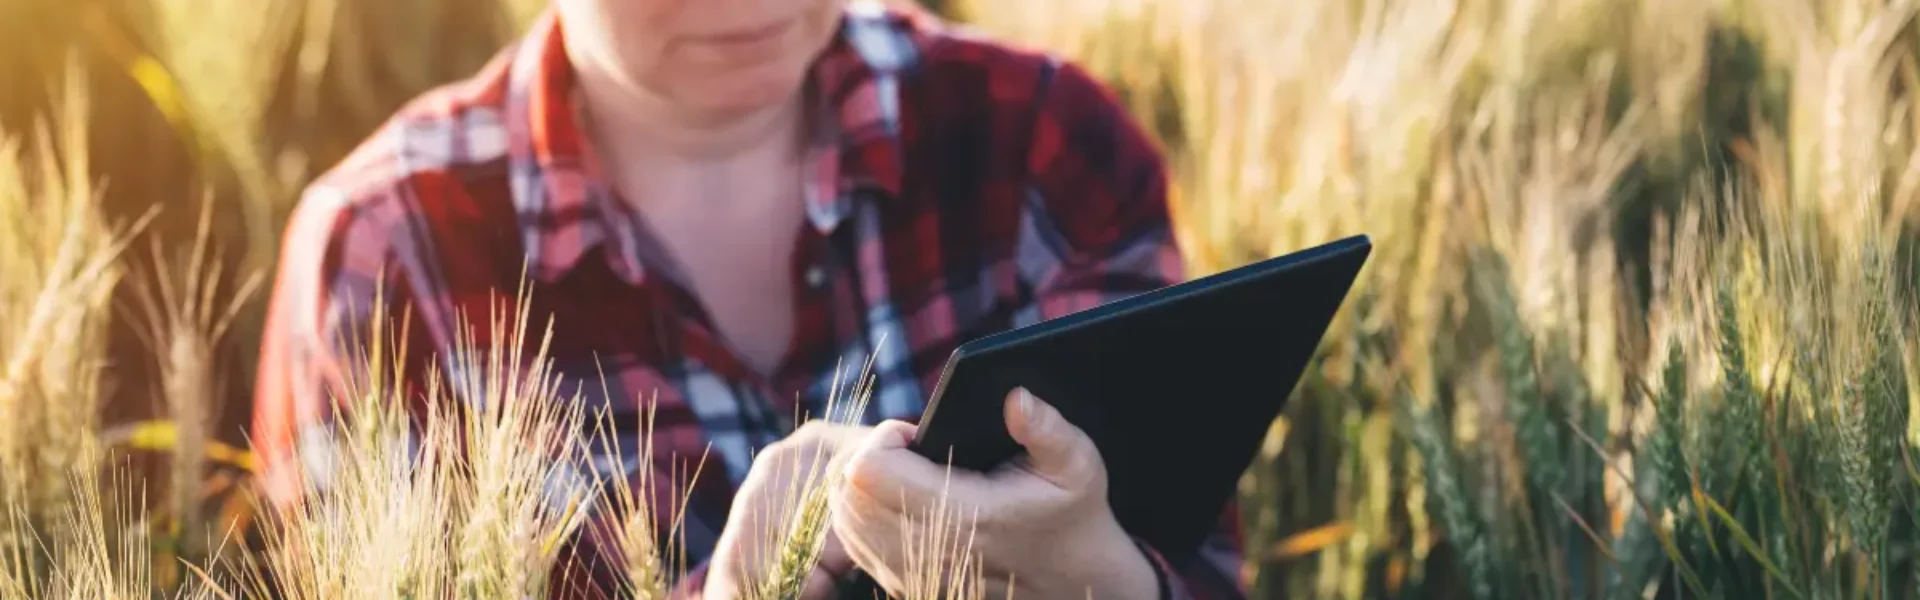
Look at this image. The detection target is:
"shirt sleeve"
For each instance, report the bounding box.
[668,562,711,599]
[251,182,439,511]
[1015,59,1250,600]
[258,177,728,600]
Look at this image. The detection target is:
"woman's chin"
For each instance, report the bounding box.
[680,70,810,117]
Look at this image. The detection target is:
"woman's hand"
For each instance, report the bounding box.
[830,389,1159,600]
[704,421,869,600]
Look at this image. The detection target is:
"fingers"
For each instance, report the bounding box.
[870,419,919,448]
[831,419,934,594]
[841,397,1107,520]
[839,420,949,511]
[1000,388,1103,491]
[793,420,878,456]
[831,487,908,594]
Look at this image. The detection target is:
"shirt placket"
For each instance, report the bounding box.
[775,217,869,425]
[620,207,866,491]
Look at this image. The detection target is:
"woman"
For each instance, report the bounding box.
[251,0,1246,598]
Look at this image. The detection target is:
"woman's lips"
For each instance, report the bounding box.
[696,20,794,47]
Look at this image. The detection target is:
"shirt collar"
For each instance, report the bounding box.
[504,4,920,284]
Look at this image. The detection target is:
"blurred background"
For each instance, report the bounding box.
[7,0,1920,598]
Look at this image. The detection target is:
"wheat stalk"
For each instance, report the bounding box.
[896,458,986,600]
[120,190,264,574]
[45,466,148,600]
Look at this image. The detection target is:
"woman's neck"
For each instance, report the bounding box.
[573,64,808,168]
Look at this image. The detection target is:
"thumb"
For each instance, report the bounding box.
[1002,388,1102,489]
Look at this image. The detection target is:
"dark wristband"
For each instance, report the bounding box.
[834,569,887,600]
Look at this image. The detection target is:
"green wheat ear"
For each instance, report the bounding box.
[1471,249,1560,502]
[1837,256,1906,560]
[1605,342,1685,598]
[1650,342,1691,508]
[1638,319,1700,596]
[1402,394,1496,600]
[1837,356,1893,556]
[1712,281,1761,496]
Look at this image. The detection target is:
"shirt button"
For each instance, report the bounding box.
[804,265,827,290]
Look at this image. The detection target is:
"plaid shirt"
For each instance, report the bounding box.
[252,3,1246,598]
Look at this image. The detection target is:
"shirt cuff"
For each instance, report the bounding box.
[1131,537,1183,600]
[668,561,711,600]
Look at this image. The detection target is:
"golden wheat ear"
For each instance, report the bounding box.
[439,277,598,599]
[745,354,878,600]
[237,274,461,600]
[0,55,156,599]
[578,375,715,600]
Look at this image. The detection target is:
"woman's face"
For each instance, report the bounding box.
[555,0,845,117]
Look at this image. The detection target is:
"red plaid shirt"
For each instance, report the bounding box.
[252,3,1245,598]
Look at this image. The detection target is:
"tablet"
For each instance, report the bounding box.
[909,234,1372,564]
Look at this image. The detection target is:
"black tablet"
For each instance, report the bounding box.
[909,234,1372,564]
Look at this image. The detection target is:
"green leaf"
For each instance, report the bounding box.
[1701,493,1804,599]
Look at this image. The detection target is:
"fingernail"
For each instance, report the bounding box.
[1018,388,1041,427]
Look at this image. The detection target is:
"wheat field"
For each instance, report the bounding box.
[3,0,1920,598]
